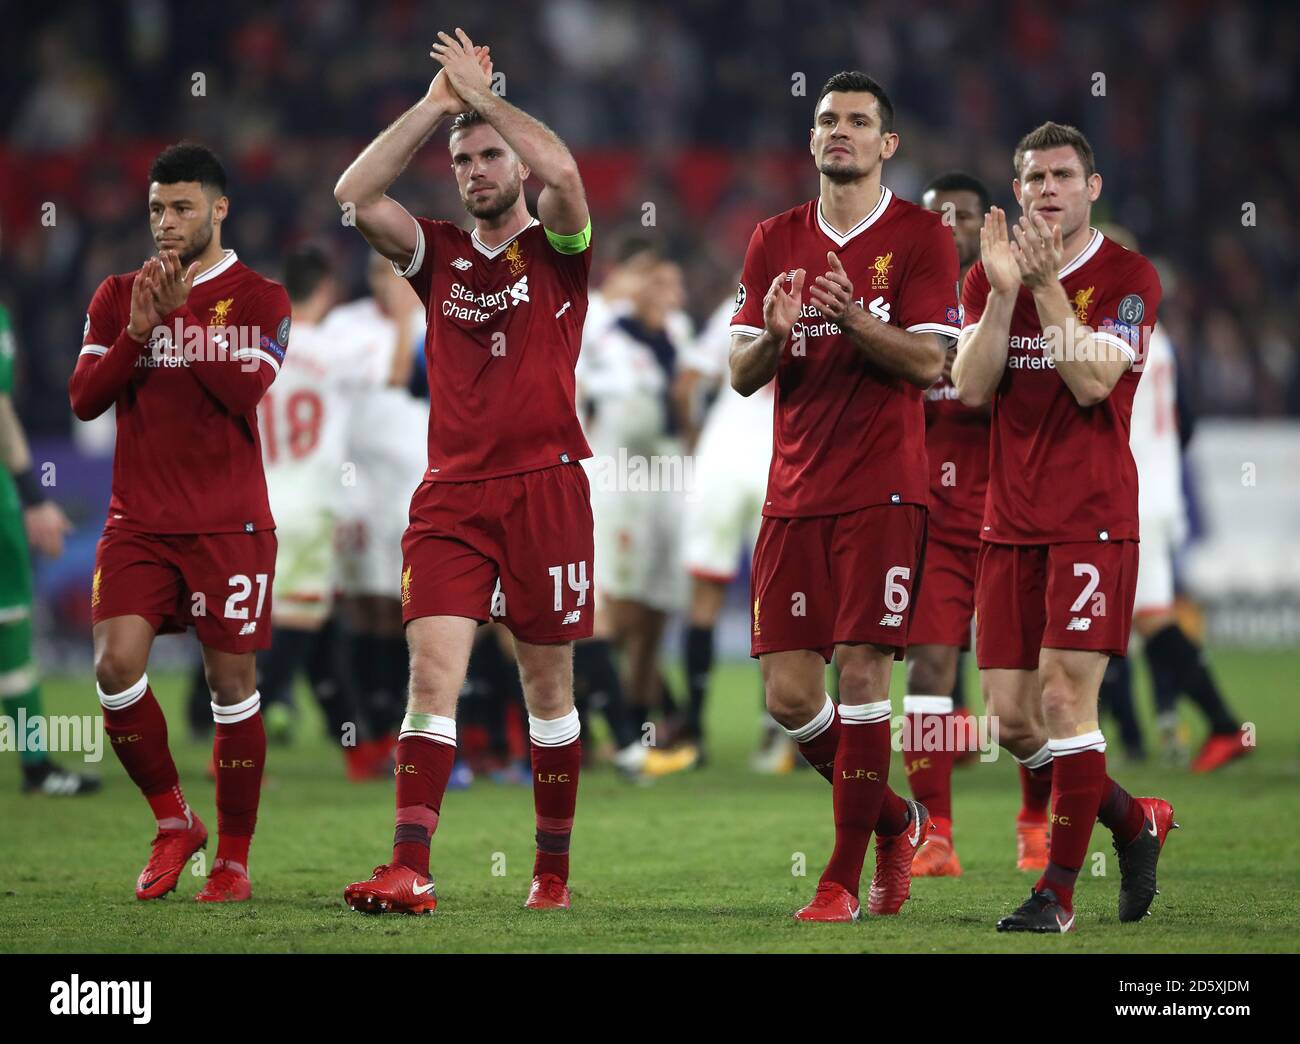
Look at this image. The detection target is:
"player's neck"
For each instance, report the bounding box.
[188,239,229,280]
[473,203,532,251]
[1059,221,1096,270]
[817,175,884,235]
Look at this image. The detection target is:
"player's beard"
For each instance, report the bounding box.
[177,220,213,266]
[817,154,874,185]
[462,175,521,221]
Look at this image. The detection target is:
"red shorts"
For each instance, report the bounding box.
[750,503,927,662]
[908,538,977,649]
[92,527,277,654]
[974,540,1139,670]
[401,463,595,644]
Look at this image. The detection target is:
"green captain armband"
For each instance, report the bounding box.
[544,220,592,255]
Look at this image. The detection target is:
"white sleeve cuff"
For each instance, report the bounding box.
[1093,330,1137,365]
[391,216,426,279]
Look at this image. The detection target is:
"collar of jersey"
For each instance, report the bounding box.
[193,249,238,286]
[816,187,893,247]
[471,218,539,259]
[1057,227,1102,279]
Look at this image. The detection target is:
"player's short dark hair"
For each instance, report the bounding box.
[1013,122,1096,179]
[614,234,657,264]
[922,171,991,213]
[815,71,894,134]
[448,110,488,139]
[283,243,333,303]
[148,142,228,195]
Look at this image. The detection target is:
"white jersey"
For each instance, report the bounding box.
[257,317,375,523]
[1131,324,1185,533]
[681,297,774,456]
[327,297,428,507]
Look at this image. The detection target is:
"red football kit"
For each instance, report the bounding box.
[396,216,594,643]
[731,189,960,659]
[907,373,990,649]
[964,229,1162,667]
[70,250,289,653]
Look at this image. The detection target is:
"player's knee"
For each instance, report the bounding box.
[906,654,945,697]
[406,652,459,714]
[837,657,891,705]
[764,677,820,729]
[204,665,256,705]
[94,648,145,696]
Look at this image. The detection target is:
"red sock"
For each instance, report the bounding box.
[820,703,892,895]
[1037,734,1107,910]
[903,700,955,826]
[392,718,457,876]
[530,711,582,882]
[99,675,187,828]
[213,694,267,870]
[789,696,839,782]
[1097,774,1145,844]
[1018,758,1053,822]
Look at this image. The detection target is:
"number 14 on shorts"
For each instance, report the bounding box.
[548,561,590,619]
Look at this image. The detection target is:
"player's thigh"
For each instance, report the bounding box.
[91,615,158,693]
[512,637,574,718]
[199,644,258,706]
[497,465,595,644]
[908,538,976,652]
[179,531,278,656]
[749,514,835,660]
[1038,646,1109,734]
[834,641,896,705]
[974,541,1047,671]
[1043,540,1139,658]
[829,503,927,654]
[682,451,747,585]
[979,666,1043,753]
[271,514,335,627]
[759,647,828,726]
[404,614,479,716]
[905,643,961,696]
[1132,515,1174,621]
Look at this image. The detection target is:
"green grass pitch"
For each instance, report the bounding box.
[2,648,1297,953]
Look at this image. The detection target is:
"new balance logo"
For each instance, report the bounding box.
[451,257,472,271]
[562,610,581,625]
[879,613,903,627]
[238,622,258,636]
[1065,617,1092,632]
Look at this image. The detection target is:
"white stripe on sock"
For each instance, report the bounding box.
[399,712,457,747]
[839,699,892,725]
[529,708,581,747]
[212,690,261,724]
[97,673,149,711]
[1016,742,1055,770]
[1048,730,1108,756]
[783,694,835,743]
[903,694,953,715]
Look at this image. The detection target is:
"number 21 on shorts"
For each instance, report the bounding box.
[225,573,269,620]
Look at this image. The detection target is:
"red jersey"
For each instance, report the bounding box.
[69,251,290,534]
[731,189,960,518]
[961,229,1162,545]
[924,373,990,549]
[398,217,592,481]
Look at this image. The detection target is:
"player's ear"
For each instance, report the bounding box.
[809,127,816,156]
[211,194,230,226]
[1086,172,1102,202]
[880,131,899,161]
[1011,180,1023,207]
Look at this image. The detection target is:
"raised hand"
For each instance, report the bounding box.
[980,207,1022,295]
[808,250,854,322]
[426,37,492,114]
[127,258,164,342]
[763,269,806,343]
[429,28,494,108]
[1010,213,1063,292]
[151,249,200,318]
[24,501,73,558]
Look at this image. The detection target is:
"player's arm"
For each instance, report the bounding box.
[730,270,805,396]
[953,208,1018,407]
[1012,213,1131,407]
[68,266,162,421]
[809,251,945,388]
[1,394,72,556]
[334,41,493,266]
[431,29,588,238]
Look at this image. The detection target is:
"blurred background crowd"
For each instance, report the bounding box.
[2,0,1298,437]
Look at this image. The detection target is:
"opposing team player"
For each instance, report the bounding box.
[1,287,98,795]
[68,143,291,902]
[335,30,595,914]
[676,292,781,772]
[903,173,992,877]
[952,123,1176,932]
[1100,226,1251,772]
[730,72,960,922]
